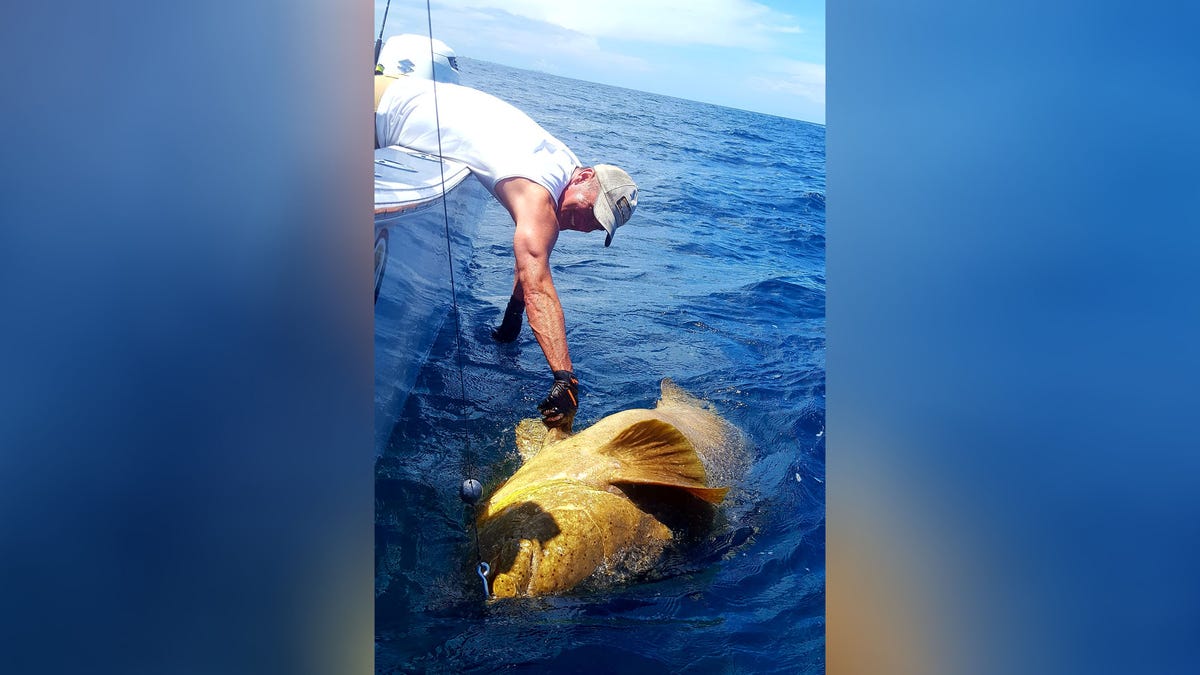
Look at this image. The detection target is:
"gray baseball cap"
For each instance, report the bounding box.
[591,164,638,247]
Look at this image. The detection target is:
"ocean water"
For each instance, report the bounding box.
[375,58,825,673]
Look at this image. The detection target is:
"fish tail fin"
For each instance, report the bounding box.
[600,419,728,504]
[656,378,703,409]
[656,379,720,421]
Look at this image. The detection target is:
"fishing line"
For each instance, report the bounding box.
[425,0,490,599]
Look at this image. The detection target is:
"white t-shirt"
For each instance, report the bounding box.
[376,77,580,207]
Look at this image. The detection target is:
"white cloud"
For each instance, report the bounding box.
[380,0,825,120]
[426,6,653,74]
[748,59,825,106]
[436,0,801,49]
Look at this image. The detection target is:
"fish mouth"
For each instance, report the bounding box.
[488,539,540,599]
[478,500,563,598]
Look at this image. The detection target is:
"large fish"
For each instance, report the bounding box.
[477,380,736,598]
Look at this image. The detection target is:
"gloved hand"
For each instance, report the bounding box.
[491,296,524,343]
[538,370,578,430]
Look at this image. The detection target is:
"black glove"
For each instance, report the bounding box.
[538,370,578,429]
[491,296,524,343]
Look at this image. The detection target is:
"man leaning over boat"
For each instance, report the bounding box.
[374,73,639,431]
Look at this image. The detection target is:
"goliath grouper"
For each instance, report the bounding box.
[477,380,735,598]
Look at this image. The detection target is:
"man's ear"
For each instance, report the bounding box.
[575,166,595,184]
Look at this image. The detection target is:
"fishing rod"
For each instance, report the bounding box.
[374,0,392,69]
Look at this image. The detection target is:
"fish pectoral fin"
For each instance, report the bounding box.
[651,483,729,504]
[600,419,729,504]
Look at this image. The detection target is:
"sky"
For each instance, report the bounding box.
[374,0,825,123]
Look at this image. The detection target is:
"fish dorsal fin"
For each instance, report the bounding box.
[600,419,728,504]
[514,418,574,463]
[543,424,573,448]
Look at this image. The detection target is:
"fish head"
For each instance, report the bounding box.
[478,484,671,598]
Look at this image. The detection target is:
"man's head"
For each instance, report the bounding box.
[590,165,638,247]
[558,165,638,247]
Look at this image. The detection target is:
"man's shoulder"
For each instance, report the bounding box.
[494,176,555,207]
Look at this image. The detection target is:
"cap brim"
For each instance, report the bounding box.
[593,189,617,247]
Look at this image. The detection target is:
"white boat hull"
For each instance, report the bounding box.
[374,145,488,453]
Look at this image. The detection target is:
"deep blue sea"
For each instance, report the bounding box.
[376,58,825,673]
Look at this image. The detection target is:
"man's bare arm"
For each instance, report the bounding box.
[492,177,573,373]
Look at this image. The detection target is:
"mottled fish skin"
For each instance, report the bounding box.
[477,380,730,598]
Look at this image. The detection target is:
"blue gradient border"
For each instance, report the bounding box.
[3,1,1198,673]
[829,2,1200,674]
[1,2,373,674]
